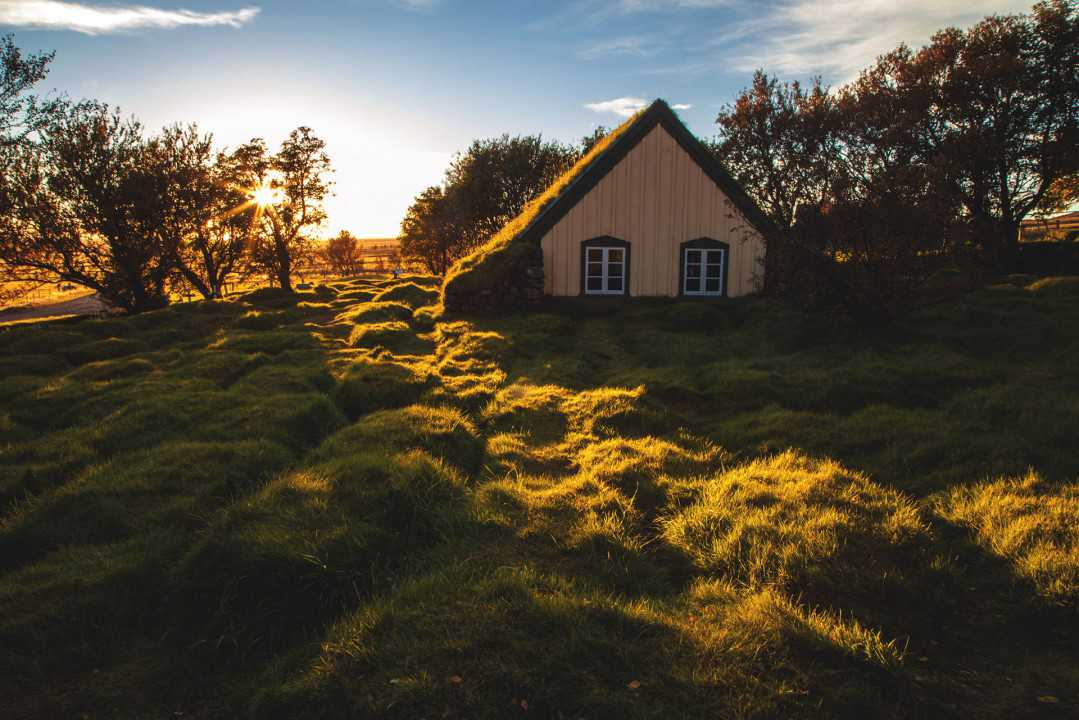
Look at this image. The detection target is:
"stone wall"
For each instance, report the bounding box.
[443,262,544,312]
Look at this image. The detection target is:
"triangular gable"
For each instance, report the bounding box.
[507,99,774,248]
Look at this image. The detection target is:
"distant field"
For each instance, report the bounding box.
[0,282,95,311]
[0,275,1076,719]
[0,237,400,314]
[355,236,399,247]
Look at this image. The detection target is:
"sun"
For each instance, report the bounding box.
[250,182,283,208]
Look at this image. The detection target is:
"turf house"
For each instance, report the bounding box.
[443,99,773,310]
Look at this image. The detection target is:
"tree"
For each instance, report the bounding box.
[0,34,59,148]
[192,144,264,297]
[399,134,576,273]
[399,185,460,275]
[321,230,363,276]
[248,127,332,290]
[444,134,577,249]
[171,138,263,299]
[0,35,59,305]
[1036,174,1079,216]
[580,125,610,154]
[0,101,175,313]
[137,124,250,300]
[841,0,1078,263]
[715,71,838,231]
[715,72,857,294]
[714,0,1077,312]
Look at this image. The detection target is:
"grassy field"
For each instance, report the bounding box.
[1,275,1077,719]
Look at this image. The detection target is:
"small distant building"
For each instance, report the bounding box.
[443,99,772,310]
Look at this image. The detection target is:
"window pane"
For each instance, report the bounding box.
[706,264,722,279]
[685,278,701,292]
[686,264,701,278]
[608,277,622,291]
[608,248,624,263]
[705,278,721,293]
[686,250,701,263]
[608,262,623,277]
[588,248,603,262]
[587,262,603,277]
[587,277,602,291]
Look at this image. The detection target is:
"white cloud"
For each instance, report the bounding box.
[584,96,649,117]
[584,97,692,117]
[730,0,1034,80]
[0,1,260,34]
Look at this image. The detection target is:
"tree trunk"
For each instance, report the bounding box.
[273,230,293,292]
[276,257,292,292]
[177,262,214,300]
[1002,219,1020,270]
[276,256,292,292]
[987,218,1021,273]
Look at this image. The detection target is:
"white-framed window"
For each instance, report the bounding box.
[683,247,725,296]
[584,245,627,295]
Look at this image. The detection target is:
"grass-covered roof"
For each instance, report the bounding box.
[442,98,773,301]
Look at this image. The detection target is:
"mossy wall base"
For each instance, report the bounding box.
[442,243,545,312]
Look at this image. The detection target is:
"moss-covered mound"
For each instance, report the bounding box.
[4,274,1079,719]
[373,282,441,308]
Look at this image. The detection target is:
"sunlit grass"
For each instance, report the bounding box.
[661,451,927,591]
[936,471,1079,603]
[1,273,1077,718]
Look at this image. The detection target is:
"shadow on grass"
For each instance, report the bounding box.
[1,277,1076,719]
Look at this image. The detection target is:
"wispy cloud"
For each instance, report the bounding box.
[584,97,692,117]
[393,0,440,11]
[530,0,733,32]
[542,0,1035,87]
[613,0,735,12]
[578,34,660,60]
[0,1,260,34]
[730,0,1034,80]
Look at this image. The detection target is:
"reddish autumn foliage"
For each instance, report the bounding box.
[716,1,1077,319]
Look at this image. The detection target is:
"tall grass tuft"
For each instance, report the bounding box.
[937,471,1079,603]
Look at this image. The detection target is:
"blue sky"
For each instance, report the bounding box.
[3,0,1034,236]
